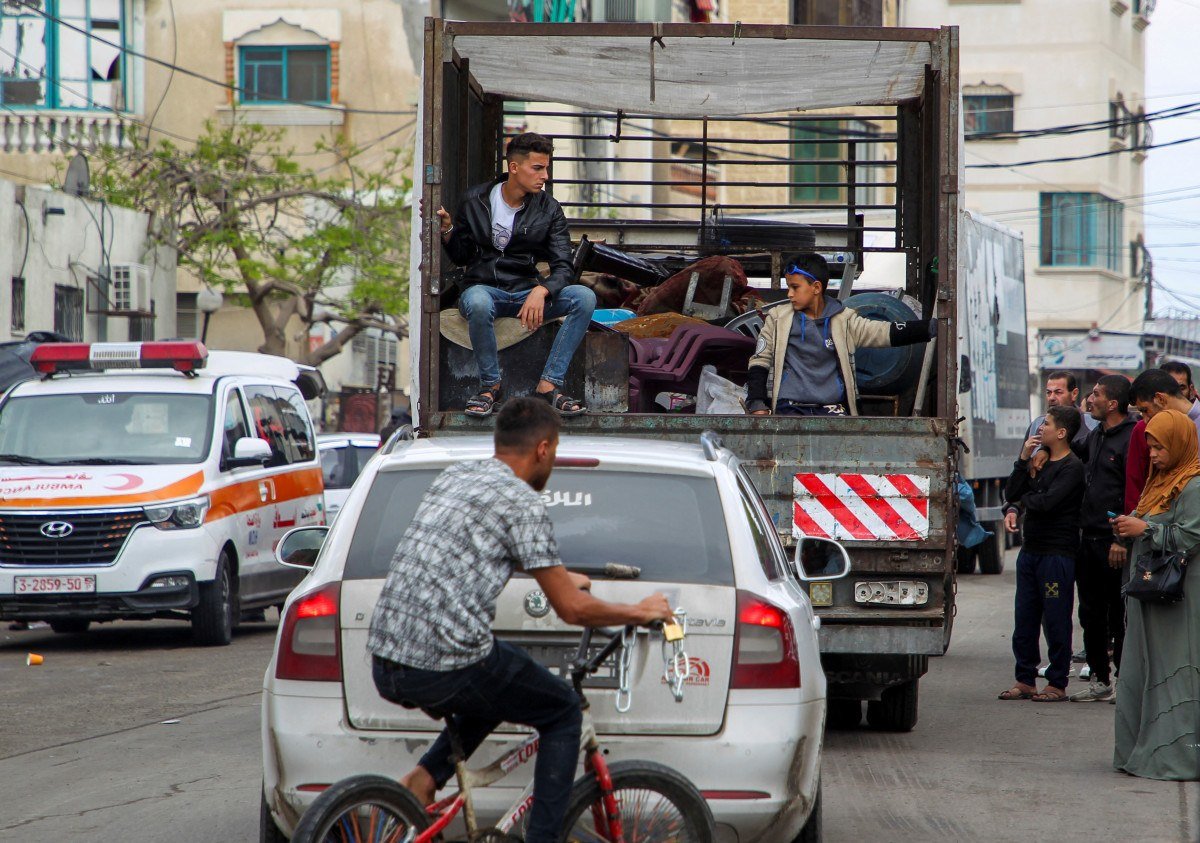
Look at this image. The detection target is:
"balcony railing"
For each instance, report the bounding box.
[0,111,131,154]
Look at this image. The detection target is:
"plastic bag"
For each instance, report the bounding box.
[696,365,747,415]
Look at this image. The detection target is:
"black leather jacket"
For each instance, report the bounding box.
[444,179,574,299]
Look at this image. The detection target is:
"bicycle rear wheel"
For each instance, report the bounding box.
[559,760,715,843]
[291,775,429,843]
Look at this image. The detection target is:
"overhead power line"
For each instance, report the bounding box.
[967,134,1200,169]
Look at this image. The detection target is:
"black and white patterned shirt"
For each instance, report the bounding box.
[367,458,561,670]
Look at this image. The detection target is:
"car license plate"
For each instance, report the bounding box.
[14,575,97,595]
[504,637,620,688]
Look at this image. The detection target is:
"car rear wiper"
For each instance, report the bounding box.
[572,563,642,580]
[0,453,54,465]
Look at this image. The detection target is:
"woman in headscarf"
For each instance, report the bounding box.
[1111,408,1200,780]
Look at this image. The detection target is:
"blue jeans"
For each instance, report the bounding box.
[457,284,597,389]
[372,640,583,843]
[1012,549,1076,690]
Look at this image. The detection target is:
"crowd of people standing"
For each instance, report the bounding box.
[998,364,1200,782]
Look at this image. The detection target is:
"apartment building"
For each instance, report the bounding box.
[0,1,420,423]
[901,0,1150,352]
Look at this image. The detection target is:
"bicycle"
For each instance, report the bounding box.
[293,614,716,843]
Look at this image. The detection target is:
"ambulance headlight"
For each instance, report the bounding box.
[145,496,210,530]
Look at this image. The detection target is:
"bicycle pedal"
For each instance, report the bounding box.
[662,621,685,642]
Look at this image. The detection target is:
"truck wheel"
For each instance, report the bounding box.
[192,553,237,646]
[866,679,919,732]
[825,698,862,729]
[977,531,1004,575]
[955,544,977,575]
[50,619,90,634]
[792,776,821,842]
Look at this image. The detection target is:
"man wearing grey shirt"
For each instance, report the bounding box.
[368,397,672,843]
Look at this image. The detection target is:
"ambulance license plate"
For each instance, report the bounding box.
[14,575,96,594]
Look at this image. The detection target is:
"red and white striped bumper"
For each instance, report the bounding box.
[793,473,930,541]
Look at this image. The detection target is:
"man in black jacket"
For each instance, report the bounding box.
[435,132,595,418]
[1069,375,1135,702]
[999,404,1085,703]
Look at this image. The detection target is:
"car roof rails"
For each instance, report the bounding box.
[381,424,417,455]
[700,430,724,461]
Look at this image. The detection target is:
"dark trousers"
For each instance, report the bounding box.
[1075,534,1126,684]
[1013,549,1076,690]
[373,640,583,843]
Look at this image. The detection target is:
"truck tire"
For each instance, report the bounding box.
[50,619,90,634]
[192,552,236,646]
[825,699,862,729]
[866,679,919,732]
[978,531,1004,575]
[792,776,821,843]
[955,544,977,575]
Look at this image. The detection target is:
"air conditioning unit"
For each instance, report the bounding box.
[591,0,671,22]
[110,264,151,313]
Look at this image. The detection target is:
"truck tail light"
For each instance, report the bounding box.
[30,341,208,375]
[731,590,801,689]
[275,582,342,682]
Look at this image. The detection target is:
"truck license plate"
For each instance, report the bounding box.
[14,575,97,594]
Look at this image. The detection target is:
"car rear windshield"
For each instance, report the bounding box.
[344,465,734,585]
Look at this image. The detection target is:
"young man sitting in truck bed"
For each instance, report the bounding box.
[434,132,596,418]
[746,253,934,417]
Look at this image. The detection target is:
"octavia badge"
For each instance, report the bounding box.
[524,589,551,619]
[40,521,75,539]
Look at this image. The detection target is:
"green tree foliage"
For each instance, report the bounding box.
[91,121,411,365]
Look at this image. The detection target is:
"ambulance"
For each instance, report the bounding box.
[0,341,326,645]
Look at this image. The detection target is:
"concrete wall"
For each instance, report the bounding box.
[0,179,177,343]
[901,0,1148,339]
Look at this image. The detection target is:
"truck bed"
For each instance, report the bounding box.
[430,411,953,657]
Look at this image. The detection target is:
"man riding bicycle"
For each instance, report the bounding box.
[367,397,674,843]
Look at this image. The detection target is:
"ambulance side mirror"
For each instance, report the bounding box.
[228,437,272,468]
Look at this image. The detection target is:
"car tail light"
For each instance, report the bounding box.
[275,582,342,682]
[30,341,208,375]
[731,590,801,689]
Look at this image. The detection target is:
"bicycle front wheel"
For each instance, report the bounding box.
[291,775,429,843]
[560,760,716,843]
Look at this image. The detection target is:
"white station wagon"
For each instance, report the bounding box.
[260,432,850,843]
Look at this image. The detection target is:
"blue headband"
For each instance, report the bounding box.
[786,265,821,284]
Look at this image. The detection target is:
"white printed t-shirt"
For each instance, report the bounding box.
[489,183,521,251]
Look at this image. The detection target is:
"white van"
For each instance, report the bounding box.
[0,341,326,645]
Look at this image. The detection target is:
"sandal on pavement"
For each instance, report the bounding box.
[535,386,587,417]
[1031,686,1068,702]
[997,684,1036,701]
[465,384,502,418]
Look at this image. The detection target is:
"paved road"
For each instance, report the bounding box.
[1,558,1196,842]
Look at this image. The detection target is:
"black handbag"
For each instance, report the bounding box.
[1124,517,1192,604]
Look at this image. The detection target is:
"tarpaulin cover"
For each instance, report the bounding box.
[448,33,932,117]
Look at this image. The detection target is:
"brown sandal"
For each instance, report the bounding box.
[997,684,1036,701]
[465,384,502,417]
[1031,686,1068,702]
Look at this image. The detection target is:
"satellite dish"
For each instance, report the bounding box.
[63,153,90,197]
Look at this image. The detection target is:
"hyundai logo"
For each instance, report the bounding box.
[39,521,75,539]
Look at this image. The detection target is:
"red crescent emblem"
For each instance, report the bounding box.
[104,473,144,491]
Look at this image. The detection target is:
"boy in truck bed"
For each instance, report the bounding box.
[746,253,934,417]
